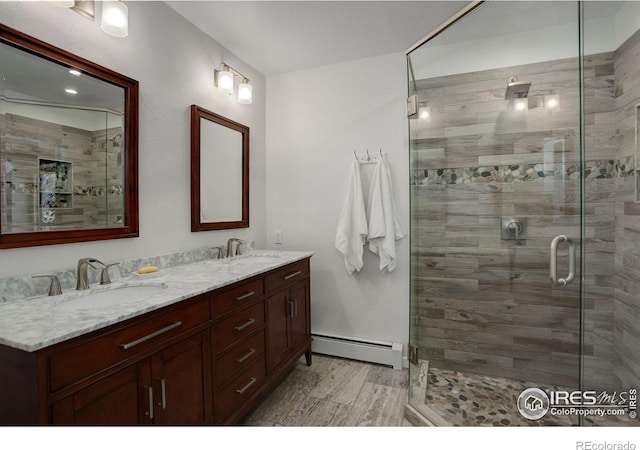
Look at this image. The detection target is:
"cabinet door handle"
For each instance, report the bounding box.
[234,290,255,301]
[289,299,295,318]
[283,270,302,280]
[156,378,167,410]
[236,377,257,395]
[120,321,182,350]
[234,318,256,331]
[294,298,298,317]
[235,348,256,364]
[145,385,154,420]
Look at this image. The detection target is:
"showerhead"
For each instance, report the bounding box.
[505,77,531,100]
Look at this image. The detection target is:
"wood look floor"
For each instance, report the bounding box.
[243,354,410,426]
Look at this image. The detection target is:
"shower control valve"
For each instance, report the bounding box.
[501,217,527,241]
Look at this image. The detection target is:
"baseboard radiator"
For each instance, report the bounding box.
[311,333,403,370]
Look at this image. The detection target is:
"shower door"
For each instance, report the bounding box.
[407,1,584,426]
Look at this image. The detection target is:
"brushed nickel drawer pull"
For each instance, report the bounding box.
[234,291,255,301]
[235,348,257,364]
[158,378,167,410]
[120,321,183,349]
[234,318,256,331]
[236,377,257,395]
[289,299,295,318]
[145,385,154,420]
[283,270,302,280]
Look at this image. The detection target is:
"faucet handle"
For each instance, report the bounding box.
[32,274,62,296]
[100,263,120,285]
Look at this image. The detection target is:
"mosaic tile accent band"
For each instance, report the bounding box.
[412,157,635,186]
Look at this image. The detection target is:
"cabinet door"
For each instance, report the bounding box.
[51,364,142,425]
[151,330,212,425]
[289,279,309,350]
[266,289,290,372]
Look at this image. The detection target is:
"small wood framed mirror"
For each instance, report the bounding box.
[190,105,249,231]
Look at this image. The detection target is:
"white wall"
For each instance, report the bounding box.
[265,53,410,352]
[0,1,266,278]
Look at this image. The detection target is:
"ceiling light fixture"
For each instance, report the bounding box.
[65,88,78,95]
[214,63,252,105]
[69,69,82,76]
[101,0,128,38]
[419,106,431,121]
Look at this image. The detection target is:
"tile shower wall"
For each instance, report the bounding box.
[411,50,622,388]
[1,113,124,231]
[613,30,640,390]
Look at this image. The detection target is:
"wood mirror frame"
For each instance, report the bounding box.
[190,105,249,231]
[0,24,139,249]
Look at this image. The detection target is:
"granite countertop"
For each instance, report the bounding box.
[0,250,313,353]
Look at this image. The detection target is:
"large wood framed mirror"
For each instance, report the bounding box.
[190,105,249,231]
[0,24,139,249]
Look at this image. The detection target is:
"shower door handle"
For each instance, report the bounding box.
[550,235,575,287]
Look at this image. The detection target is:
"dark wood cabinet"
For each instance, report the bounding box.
[51,363,141,424]
[50,330,211,425]
[0,257,312,425]
[266,260,312,374]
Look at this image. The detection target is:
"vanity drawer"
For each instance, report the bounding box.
[212,301,264,354]
[48,298,210,393]
[211,278,264,320]
[264,260,309,293]
[216,359,265,421]
[215,330,265,389]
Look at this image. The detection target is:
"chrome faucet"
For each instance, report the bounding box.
[76,258,106,290]
[226,238,247,257]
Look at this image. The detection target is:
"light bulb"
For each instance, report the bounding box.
[237,80,252,104]
[419,106,431,121]
[514,98,528,112]
[545,94,559,110]
[217,69,234,95]
[101,1,128,38]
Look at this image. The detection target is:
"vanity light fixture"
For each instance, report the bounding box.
[237,78,253,104]
[215,63,253,105]
[216,65,234,95]
[101,0,128,38]
[49,1,127,37]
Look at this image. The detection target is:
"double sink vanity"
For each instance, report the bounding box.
[0,249,313,425]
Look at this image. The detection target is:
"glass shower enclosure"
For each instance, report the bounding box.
[407,1,639,426]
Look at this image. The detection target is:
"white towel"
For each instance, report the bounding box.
[367,155,406,272]
[335,158,368,274]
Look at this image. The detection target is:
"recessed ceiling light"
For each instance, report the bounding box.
[69,69,82,76]
[65,88,78,95]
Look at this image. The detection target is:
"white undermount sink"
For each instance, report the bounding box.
[54,284,168,311]
[228,254,282,265]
